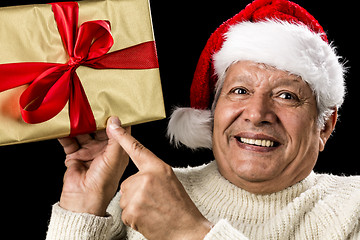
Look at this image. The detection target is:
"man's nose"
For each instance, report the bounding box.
[241,94,277,126]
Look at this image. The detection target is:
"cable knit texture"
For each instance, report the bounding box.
[46,161,360,239]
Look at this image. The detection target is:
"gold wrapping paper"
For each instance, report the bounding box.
[0,0,165,146]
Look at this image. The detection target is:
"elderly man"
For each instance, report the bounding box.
[46,0,360,239]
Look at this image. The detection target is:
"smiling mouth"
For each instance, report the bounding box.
[235,136,280,148]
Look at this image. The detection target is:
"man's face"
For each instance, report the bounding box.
[212,61,331,194]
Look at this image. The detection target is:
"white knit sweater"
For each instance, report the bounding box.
[46,161,360,239]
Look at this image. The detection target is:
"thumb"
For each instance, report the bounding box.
[97,118,130,177]
[107,116,164,171]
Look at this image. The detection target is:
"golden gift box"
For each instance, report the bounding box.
[0,0,165,146]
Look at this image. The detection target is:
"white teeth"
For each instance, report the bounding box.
[240,137,274,147]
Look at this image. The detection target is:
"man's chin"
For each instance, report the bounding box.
[231,160,283,182]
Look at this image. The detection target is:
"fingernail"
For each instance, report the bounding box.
[109,116,121,130]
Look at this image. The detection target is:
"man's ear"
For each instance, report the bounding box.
[319,108,337,152]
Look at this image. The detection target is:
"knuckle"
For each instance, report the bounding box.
[119,196,126,209]
[141,173,155,187]
[131,140,146,156]
[119,201,125,210]
[121,210,130,226]
[120,182,127,192]
[131,206,142,220]
[159,163,173,176]
[123,205,142,225]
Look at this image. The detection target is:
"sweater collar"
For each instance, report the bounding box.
[191,161,317,223]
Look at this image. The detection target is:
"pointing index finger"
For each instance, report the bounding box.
[108,117,164,171]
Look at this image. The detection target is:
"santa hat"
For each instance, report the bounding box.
[167,0,346,150]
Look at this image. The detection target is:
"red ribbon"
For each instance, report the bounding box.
[0,2,159,137]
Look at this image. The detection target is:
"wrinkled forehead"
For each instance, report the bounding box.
[223,61,306,90]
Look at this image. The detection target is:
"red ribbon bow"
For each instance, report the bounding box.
[0,2,159,137]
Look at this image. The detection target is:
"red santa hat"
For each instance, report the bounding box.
[167,0,346,150]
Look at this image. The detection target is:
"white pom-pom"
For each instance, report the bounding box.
[167,107,213,150]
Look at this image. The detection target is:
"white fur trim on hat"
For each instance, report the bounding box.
[213,20,346,127]
[167,107,213,149]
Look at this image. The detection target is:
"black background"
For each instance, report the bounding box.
[0,0,358,238]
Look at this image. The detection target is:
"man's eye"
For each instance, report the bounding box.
[279,92,296,100]
[232,88,248,95]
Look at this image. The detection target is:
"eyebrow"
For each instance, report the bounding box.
[230,74,302,86]
[275,76,303,86]
[225,73,309,97]
[233,71,306,83]
[230,75,253,84]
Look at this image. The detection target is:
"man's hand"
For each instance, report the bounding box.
[59,117,130,216]
[109,118,213,240]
